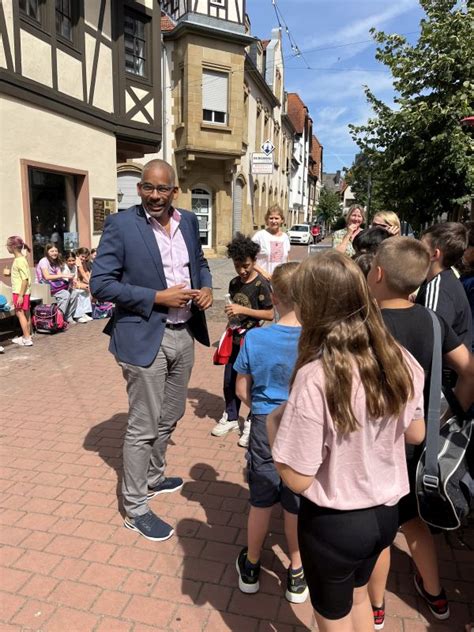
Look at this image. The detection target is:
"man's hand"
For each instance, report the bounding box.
[155,284,199,308]
[225,303,247,317]
[193,287,213,311]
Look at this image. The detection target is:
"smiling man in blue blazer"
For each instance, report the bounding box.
[91,159,213,542]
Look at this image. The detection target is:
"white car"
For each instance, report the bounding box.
[288,224,312,245]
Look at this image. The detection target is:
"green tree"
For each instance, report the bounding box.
[349,0,473,230]
[316,187,341,227]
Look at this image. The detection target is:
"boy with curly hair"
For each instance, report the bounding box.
[211,233,274,446]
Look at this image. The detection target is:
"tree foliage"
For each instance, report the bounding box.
[316,187,341,226]
[348,0,473,229]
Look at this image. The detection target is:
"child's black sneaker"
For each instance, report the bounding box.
[372,602,385,630]
[414,573,450,620]
[236,547,260,594]
[285,566,309,603]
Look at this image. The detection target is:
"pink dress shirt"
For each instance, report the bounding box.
[146,207,192,324]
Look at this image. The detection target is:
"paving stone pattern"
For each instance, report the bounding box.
[1,310,473,630]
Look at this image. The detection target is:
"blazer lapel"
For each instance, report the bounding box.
[135,207,167,288]
[178,211,196,283]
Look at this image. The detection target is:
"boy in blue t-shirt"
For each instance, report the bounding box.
[233,262,308,604]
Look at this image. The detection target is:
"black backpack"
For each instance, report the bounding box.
[415,310,474,530]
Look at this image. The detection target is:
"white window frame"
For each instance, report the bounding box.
[202,68,228,126]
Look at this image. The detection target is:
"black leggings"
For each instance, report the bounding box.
[298,497,398,620]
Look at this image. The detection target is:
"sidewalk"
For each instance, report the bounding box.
[1,317,473,631]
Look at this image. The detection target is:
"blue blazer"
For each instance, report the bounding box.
[90,205,212,367]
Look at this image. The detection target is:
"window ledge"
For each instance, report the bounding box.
[201,122,232,133]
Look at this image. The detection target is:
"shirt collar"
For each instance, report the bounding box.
[143,205,181,225]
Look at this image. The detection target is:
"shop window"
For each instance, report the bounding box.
[124,11,148,78]
[202,69,228,124]
[29,169,79,263]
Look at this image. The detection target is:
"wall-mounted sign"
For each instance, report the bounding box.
[93,198,116,233]
[251,153,274,175]
[261,139,275,156]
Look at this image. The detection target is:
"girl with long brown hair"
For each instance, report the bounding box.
[269,250,426,632]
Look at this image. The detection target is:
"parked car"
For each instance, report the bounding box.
[288,224,313,245]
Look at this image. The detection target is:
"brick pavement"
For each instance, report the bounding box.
[1,315,473,631]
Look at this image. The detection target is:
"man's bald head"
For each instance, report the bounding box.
[141,159,176,186]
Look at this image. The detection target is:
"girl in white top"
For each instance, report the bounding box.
[252,206,291,280]
[63,251,92,323]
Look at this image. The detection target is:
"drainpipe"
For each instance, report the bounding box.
[162,36,168,163]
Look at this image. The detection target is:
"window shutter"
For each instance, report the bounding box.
[202,70,228,113]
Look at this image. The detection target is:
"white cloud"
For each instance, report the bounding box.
[305,0,418,48]
[287,69,394,105]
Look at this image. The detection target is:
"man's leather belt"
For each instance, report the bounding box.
[165,322,187,330]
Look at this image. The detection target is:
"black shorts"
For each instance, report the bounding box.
[247,414,300,514]
[298,497,398,620]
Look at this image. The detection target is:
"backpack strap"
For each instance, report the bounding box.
[424,309,442,491]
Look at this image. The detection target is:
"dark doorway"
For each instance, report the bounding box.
[29,168,79,262]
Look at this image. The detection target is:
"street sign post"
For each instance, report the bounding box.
[251,153,273,175]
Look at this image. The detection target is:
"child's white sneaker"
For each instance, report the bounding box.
[238,416,251,448]
[12,336,33,346]
[76,316,90,323]
[211,412,239,436]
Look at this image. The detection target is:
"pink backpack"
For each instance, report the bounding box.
[32,304,67,334]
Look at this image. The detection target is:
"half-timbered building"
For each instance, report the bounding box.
[0,0,162,272]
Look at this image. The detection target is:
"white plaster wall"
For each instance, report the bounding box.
[85,0,112,39]
[91,43,114,112]
[20,30,52,87]
[57,49,83,101]
[0,96,117,255]
[228,0,244,23]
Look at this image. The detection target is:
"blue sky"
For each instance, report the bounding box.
[246,0,425,174]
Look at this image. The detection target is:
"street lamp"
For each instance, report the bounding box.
[117,189,124,203]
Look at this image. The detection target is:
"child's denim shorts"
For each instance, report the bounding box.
[247,413,300,514]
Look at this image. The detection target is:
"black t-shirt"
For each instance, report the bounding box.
[416,269,472,349]
[228,273,273,340]
[381,304,460,416]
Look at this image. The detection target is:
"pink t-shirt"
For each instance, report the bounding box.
[272,350,425,510]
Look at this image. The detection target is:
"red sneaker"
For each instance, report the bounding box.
[372,602,385,630]
[414,573,450,620]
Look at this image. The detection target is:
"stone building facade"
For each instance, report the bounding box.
[127,7,294,253]
[158,0,253,253]
[238,28,294,235]
[287,92,312,225]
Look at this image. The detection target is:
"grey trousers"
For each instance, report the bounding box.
[118,325,194,517]
[54,289,79,322]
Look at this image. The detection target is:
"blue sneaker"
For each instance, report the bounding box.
[147,477,183,498]
[124,510,174,541]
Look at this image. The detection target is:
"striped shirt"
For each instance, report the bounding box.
[416,269,472,349]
